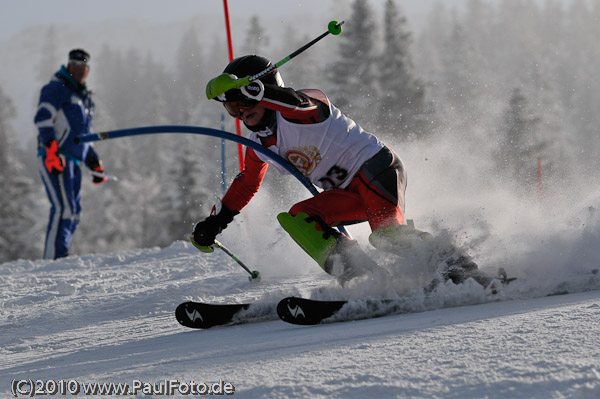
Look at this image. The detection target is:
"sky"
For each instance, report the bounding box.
[0,0,448,40]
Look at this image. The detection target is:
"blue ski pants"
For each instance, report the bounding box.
[38,156,82,259]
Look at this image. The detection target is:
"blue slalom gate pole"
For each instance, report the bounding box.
[76,125,318,195]
[75,125,348,235]
[220,115,227,196]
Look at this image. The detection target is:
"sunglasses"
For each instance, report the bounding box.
[69,60,89,67]
[223,100,255,118]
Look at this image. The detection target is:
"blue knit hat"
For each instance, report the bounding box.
[68,49,90,65]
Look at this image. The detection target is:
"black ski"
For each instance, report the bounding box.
[276,297,349,325]
[277,296,410,325]
[176,269,525,328]
[175,301,250,329]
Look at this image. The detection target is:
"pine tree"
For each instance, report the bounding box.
[175,27,205,124]
[496,88,542,193]
[73,138,163,254]
[526,60,576,197]
[439,21,483,125]
[327,0,377,124]
[164,136,219,243]
[36,26,59,84]
[0,85,38,261]
[415,1,451,81]
[562,0,600,171]
[278,31,322,89]
[378,0,429,141]
[242,16,270,55]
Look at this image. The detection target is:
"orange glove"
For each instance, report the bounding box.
[44,140,64,174]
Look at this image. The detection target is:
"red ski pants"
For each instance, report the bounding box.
[289,147,406,232]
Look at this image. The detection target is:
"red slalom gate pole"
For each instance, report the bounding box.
[222,0,234,61]
[222,0,244,171]
[537,157,543,204]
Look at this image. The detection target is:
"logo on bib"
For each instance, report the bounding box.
[285,146,322,176]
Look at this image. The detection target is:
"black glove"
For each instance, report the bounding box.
[87,158,107,185]
[192,203,239,247]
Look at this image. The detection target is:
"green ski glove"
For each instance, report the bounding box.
[206,73,251,100]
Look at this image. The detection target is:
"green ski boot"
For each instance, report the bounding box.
[369,219,433,255]
[278,212,380,284]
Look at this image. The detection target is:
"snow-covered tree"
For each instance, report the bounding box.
[560,0,600,171]
[437,21,485,127]
[0,85,39,261]
[378,0,430,141]
[162,135,221,243]
[174,27,205,124]
[242,16,270,56]
[36,26,59,84]
[277,31,324,90]
[495,88,541,194]
[327,0,378,126]
[415,1,451,82]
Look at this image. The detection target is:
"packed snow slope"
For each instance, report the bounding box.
[2,203,600,399]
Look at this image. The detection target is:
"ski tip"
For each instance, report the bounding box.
[175,301,209,329]
[175,301,221,329]
[175,301,250,329]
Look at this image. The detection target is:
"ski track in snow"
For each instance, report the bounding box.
[1,240,600,399]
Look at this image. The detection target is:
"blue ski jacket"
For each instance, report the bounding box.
[34,66,99,167]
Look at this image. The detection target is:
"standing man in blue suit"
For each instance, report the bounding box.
[35,49,107,259]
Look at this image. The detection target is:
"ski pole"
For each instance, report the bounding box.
[214,240,261,282]
[248,20,344,83]
[207,20,344,99]
[89,170,118,181]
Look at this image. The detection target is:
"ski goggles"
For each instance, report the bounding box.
[69,60,89,68]
[223,100,256,118]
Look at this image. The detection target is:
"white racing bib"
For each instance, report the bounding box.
[250,91,383,190]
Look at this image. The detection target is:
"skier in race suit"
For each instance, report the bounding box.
[192,55,467,283]
[34,49,107,259]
